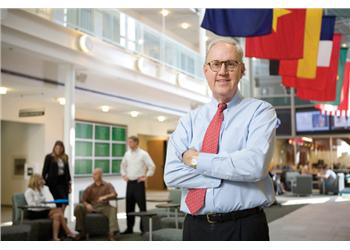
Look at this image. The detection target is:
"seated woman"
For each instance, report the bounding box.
[24,174,77,240]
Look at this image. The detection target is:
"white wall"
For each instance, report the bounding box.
[1,94,178,206]
[1,121,44,205]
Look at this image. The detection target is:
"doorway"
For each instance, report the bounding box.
[138,134,168,190]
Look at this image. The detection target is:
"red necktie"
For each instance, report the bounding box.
[185,103,227,214]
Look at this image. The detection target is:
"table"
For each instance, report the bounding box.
[146,198,172,203]
[127,211,158,241]
[155,203,180,229]
[43,199,69,204]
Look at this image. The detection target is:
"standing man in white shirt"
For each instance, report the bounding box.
[120,136,156,234]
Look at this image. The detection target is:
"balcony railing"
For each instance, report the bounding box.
[25,8,205,81]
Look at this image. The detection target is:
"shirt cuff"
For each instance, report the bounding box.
[197,152,216,174]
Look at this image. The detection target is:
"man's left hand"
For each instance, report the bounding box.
[98,196,107,202]
[183,149,199,167]
[137,176,146,182]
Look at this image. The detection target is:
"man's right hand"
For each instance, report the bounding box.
[122,175,128,182]
[85,203,95,213]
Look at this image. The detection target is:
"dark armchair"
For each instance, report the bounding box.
[11,193,52,240]
[77,190,111,239]
[292,175,313,196]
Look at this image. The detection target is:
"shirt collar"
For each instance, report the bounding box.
[209,90,243,112]
[93,180,106,187]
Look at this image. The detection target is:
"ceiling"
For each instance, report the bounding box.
[120,8,350,53]
[120,8,201,52]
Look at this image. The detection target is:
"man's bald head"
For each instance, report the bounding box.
[93,168,103,183]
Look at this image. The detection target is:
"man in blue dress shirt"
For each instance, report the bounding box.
[164,38,277,241]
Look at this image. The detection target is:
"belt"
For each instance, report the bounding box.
[188,207,262,224]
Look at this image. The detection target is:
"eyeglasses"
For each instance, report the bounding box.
[207,60,242,72]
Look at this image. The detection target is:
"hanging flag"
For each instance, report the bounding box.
[317,16,335,67]
[201,9,273,37]
[338,62,350,111]
[296,34,341,101]
[245,9,306,59]
[279,14,334,83]
[320,15,335,40]
[317,41,333,67]
[313,47,348,105]
[269,60,280,75]
[296,9,326,78]
[316,61,350,116]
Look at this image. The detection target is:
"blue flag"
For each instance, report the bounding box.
[320,15,335,40]
[201,9,273,37]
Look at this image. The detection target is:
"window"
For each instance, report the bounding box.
[75,121,127,176]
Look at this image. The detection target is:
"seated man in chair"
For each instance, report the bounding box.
[318,164,337,194]
[74,168,120,240]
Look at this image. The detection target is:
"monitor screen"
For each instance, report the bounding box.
[296,110,330,133]
[331,116,350,130]
[276,108,292,136]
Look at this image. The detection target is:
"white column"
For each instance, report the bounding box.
[240,37,254,98]
[290,88,297,165]
[329,137,333,168]
[198,8,206,61]
[290,88,296,137]
[62,64,76,222]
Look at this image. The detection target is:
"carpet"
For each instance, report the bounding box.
[264,204,306,223]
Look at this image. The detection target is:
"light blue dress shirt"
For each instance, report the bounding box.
[164,90,277,214]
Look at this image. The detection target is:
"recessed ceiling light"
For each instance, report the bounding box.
[130,111,140,118]
[180,22,190,29]
[101,105,110,112]
[0,87,8,95]
[160,9,169,17]
[57,97,65,105]
[157,116,166,122]
[138,39,144,45]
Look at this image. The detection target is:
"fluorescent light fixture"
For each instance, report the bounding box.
[130,111,139,118]
[157,116,166,122]
[0,87,7,95]
[160,9,169,17]
[57,97,65,105]
[78,34,93,53]
[101,105,110,112]
[180,22,190,29]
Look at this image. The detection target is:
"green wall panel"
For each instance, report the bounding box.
[75,141,93,156]
[75,121,126,176]
[112,144,126,157]
[112,160,121,174]
[76,123,93,139]
[95,143,110,156]
[95,160,110,173]
[95,125,110,140]
[112,127,126,141]
[75,160,92,175]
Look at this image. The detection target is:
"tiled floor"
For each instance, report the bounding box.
[270,198,350,240]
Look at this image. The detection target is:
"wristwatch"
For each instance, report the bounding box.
[191,157,198,169]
